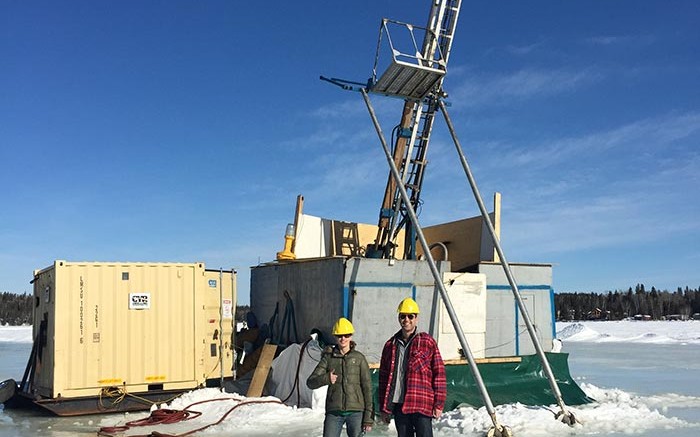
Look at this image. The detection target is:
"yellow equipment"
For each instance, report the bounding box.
[276,223,297,260]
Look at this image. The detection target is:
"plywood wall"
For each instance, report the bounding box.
[419,193,501,271]
[291,192,500,270]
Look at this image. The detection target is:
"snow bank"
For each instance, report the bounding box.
[97,388,325,437]
[95,384,700,437]
[0,325,32,343]
[557,321,700,345]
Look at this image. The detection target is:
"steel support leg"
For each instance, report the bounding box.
[437,99,578,425]
[361,89,512,436]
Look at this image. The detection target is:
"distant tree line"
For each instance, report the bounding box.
[556,284,700,321]
[4,287,699,325]
[0,292,33,325]
[0,291,252,326]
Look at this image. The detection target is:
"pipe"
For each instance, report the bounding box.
[219,268,224,387]
[361,89,511,435]
[437,99,577,425]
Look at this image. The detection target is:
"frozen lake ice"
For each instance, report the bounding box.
[1,322,698,436]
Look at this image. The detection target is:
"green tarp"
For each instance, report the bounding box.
[372,353,593,411]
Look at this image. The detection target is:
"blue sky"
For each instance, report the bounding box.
[2,1,699,304]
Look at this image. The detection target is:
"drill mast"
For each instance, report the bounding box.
[369,0,463,259]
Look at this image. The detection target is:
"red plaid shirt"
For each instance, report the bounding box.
[378,331,446,417]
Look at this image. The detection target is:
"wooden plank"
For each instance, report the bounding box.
[291,195,304,253]
[443,356,522,366]
[418,193,501,270]
[246,344,277,397]
[368,355,522,369]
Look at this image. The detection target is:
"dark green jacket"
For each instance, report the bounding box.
[306,342,373,426]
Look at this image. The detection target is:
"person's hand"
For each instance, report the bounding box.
[433,407,443,419]
[381,412,391,423]
[329,369,337,384]
[362,424,372,433]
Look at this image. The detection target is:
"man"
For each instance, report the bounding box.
[378,297,446,437]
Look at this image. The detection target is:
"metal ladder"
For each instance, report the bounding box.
[332,220,361,256]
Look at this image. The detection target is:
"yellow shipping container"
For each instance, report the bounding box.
[24,260,236,415]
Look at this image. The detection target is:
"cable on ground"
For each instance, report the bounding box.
[97,396,284,437]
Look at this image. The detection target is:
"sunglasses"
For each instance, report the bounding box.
[399,314,416,320]
[335,334,352,339]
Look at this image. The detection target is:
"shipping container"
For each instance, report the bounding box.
[20,260,236,415]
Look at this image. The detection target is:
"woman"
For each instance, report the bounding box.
[307,317,373,437]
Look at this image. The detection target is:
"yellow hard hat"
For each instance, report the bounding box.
[332,317,355,335]
[397,297,420,314]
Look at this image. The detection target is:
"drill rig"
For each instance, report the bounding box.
[322,1,581,433]
[324,1,462,260]
[368,0,461,260]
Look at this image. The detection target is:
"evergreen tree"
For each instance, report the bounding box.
[0,292,34,325]
[555,286,700,320]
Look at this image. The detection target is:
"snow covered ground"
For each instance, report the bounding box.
[0,326,32,344]
[1,321,699,436]
[557,320,700,345]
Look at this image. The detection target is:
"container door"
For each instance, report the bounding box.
[516,293,537,355]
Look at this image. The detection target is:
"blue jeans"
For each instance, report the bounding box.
[393,404,433,437]
[323,411,363,437]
